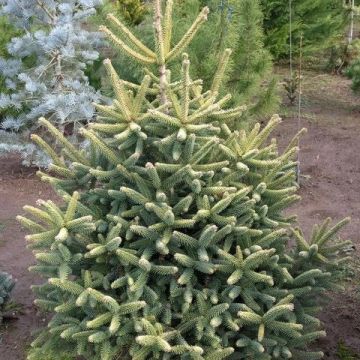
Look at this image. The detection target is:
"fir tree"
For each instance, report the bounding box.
[0,0,103,166]
[20,1,351,359]
[260,0,347,60]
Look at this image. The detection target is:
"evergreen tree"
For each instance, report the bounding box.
[98,0,279,122]
[113,0,147,25]
[347,57,360,91]
[20,1,351,359]
[260,0,347,60]
[173,0,279,120]
[94,0,147,27]
[0,0,103,166]
[0,15,23,122]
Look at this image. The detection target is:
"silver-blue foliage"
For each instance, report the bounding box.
[0,0,103,166]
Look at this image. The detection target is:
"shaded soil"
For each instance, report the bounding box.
[0,155,56,359]
[0,70,359,359]
[275,117,360,359]
[276,69,360,358]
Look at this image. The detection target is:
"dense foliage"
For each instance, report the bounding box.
[260,0,347,60]
[96,0,279,122]
[0,0,103,166]
[347,57,360,92]
[113,0,147,25]
[19,2,352,359]
[0,15,23,121]
[172,0,279,120]
[345,3,360,92]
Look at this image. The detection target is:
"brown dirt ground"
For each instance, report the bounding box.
[0,70,359,359]
[0,155,56,359]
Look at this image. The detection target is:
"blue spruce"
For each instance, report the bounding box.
[0,271,15,324]
[20,1,352,359]
[0,0,103,166]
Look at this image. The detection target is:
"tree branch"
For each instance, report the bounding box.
[154,0,169,109]
[36,0,56,23]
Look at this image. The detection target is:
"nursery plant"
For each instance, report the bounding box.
[19,1,351,359]
[113,0,147,25]
[0,0,103,166]
[0,15,23,124]
[170,0,278,119]
[260,0,347,60]
[345,40,360,92]
[0,271,15,324]
[87,0,150,90]
[96,0,279,122]
[347,57,360,92]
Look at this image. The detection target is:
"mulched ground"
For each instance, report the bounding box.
[0,70,359,359]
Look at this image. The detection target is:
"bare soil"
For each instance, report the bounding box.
[0,70,359,359]
[0,155,56,359]
[275,116,360,359]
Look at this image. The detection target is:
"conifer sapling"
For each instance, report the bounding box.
[0,271,15,324]
[19,1,351,359]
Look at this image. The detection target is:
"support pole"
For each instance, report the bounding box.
[348,0,355,44]
[296,35,303,185]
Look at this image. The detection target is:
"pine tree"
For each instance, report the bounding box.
[20,1,351,359]
[113,0,147,25]
[260,0,347,60]
[0,271,15,324]
[94,0,147,27]
[0,0,103,166]
[173,0,279,121]
[225,0,278,118]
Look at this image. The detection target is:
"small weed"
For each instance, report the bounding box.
[283,75,299,105]
[0,223,6,247]
[4,301,23,314]
[337,340,360,360]
[27,348,74,360]
[337,254,360,298]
